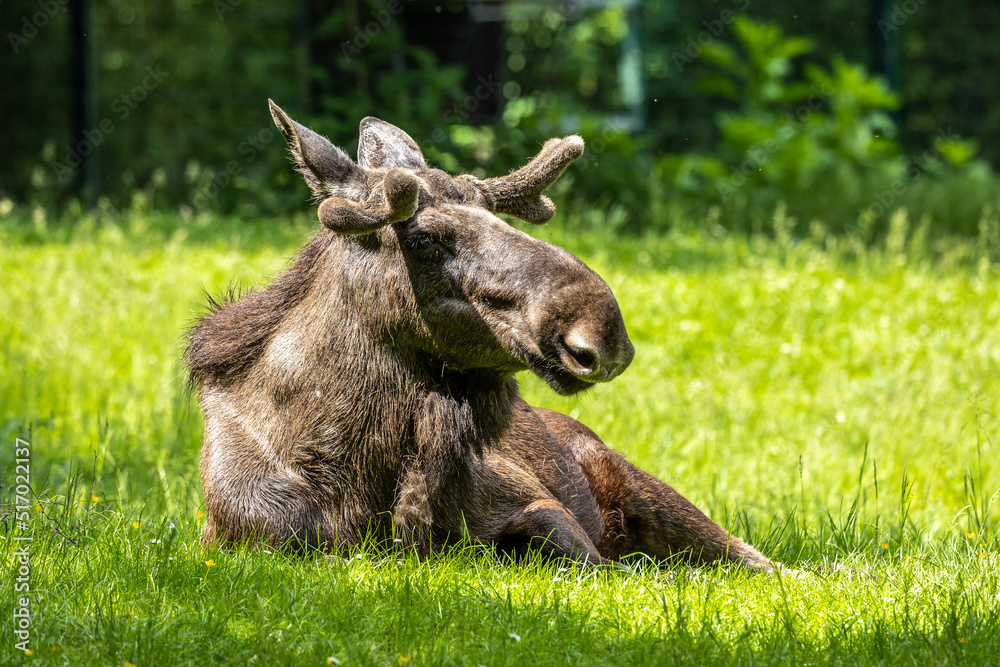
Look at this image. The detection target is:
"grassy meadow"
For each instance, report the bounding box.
[1,204,998,666]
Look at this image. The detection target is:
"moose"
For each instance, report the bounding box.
[185,100,779,572]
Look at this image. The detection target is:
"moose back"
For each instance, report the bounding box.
[185,101,776,571]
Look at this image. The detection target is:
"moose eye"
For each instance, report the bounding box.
[408,232,452,256]
[413,234,436,249]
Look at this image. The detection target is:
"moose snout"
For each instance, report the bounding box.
[557,323,634,383]
[520,251,635,393]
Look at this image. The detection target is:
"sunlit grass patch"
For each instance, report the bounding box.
[1,207,998,665]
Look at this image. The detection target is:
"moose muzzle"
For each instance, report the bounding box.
[528,273,635,393]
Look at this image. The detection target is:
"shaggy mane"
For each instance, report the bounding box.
[185,231,333,388]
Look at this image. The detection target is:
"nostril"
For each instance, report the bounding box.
[567,345,596,372]
[559,334,599,374]
[557,327,632,382]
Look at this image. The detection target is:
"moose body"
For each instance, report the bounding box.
[186,102,775,571]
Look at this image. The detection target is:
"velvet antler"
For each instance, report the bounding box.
[316,169,419,234]
[465,136,584,224]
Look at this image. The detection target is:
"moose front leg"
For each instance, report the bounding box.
[498,498,623,571]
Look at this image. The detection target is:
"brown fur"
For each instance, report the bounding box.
[185,102,777,571]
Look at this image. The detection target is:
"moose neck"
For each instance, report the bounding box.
[277,229,519,452]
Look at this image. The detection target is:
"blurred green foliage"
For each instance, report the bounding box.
[1,0,307,215]
[2,0,999,239]
[467,5,646,228]
[642,0,1000,164]
[651,16,997,237]
[497,7,999,238]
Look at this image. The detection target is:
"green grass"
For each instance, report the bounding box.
[1,204,998,666]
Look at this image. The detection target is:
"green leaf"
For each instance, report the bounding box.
[700,43,741,72]
[938,138,979,168]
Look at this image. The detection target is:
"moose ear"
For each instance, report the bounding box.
[357,117,428,170]
[268,99,365,200]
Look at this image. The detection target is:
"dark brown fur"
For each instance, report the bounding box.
[185,101,778,571]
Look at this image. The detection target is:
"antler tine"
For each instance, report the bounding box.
[318,168,419,234]
[476,136,584,224]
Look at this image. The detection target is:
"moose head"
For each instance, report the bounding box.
[267,100,634,395]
